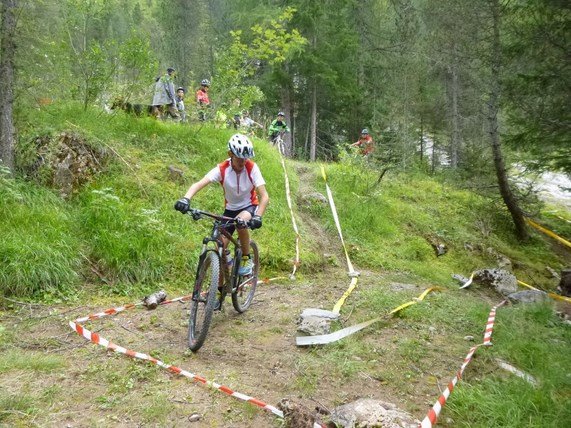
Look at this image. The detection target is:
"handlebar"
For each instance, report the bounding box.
[186,208,249,228]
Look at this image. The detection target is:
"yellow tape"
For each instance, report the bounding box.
[517,279,571,304]
[462,272,571,304]
[277,141,301,278]
[320,165,361,315]
[321,165,355,274]
[332,277,359,314]
[525,218,571,249]
[296,287,440,346]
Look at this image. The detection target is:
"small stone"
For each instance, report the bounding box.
[188,414,201,422]
[428,326,437,334]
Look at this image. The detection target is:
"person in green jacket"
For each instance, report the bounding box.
[268,111,290,144]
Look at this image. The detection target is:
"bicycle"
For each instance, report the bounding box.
[270,130,286,148]
[185,207,259,351]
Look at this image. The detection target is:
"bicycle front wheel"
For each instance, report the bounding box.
[188,250,221,351]
[232,240,259,313]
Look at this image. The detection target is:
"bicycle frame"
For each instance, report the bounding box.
[189,209,245,296]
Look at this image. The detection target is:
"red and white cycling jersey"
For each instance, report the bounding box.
[205,159,265,210]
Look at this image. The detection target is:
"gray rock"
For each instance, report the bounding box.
[302,192,328,205]
[300,308,340,320]
[452,273,470,284]
[297,315,332,336]
[473,269,518,296]
[485,247,512,270]
[331,398,418,428]
[507,290,549,304]
[188,414,201,422]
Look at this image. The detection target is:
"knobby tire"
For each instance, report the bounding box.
[188,250,221,351]
[232,240,259,313]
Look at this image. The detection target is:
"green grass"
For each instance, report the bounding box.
[0,170,81,297]
[0,350,65,374]
[2,102,570,427]
[309,157,568,289]
[4,103,323,298]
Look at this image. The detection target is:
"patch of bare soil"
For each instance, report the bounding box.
[0,162,494,427]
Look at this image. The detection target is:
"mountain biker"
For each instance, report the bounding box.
[174,134,269,276]
[196,79,210,121]
[268,111,290,143]
[350,128,375,155]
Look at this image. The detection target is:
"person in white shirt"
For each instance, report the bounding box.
[174,134,269,275]
[240,110,263,133]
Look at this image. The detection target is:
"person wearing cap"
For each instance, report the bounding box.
[174,134,269,276]
[151,67,180,120]
[268,111,290,144]
[240,110,263,134]
[196,79,211,121]
[175,87,186,122]
[351,128,375,156]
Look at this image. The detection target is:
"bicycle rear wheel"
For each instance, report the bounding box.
[188,250,220,351]
[232,240,259,313]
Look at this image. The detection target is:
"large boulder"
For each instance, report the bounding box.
[473,268,518,296]
[330,398,418,428]
[507,290,549,304]
[20,132,108,198]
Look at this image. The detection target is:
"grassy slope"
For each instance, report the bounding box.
[1,104,570,426]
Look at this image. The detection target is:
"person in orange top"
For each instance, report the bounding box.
[351,128,375,155]
[196,79,210,121]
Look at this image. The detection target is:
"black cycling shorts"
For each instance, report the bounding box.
[221,205,257,235]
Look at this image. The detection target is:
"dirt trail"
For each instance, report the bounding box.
[1,162,471,427]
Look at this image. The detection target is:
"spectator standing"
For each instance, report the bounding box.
[151,67,179,120]
[196,79,210,121]
[175,87,186,122]
[240,110,263,134]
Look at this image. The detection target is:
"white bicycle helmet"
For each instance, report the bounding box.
[228,134,255,159]
[201,79,210,86]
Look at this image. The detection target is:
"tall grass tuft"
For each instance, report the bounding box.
[0,168,80,297]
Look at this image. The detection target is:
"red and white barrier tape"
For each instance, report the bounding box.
[277,141,301,278]
[69,280,327,427]
[419,300,506,428]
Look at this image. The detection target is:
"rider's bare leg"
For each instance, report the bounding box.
[236,210,253,255]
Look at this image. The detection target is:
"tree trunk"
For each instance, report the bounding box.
[0,0,17,173]
[309,81,317,162]
[488,0,528,240]
[281,85,293,157]
[449,58,460,168]
[419,116,424,163]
